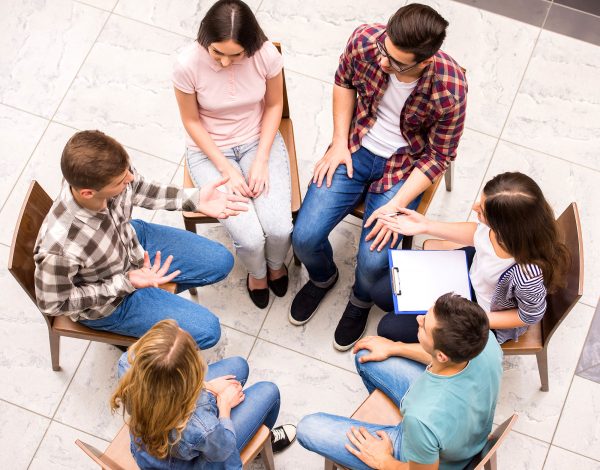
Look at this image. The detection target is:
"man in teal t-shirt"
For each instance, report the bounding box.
[297,293,503,469]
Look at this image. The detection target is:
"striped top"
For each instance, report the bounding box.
[491,263,547,344]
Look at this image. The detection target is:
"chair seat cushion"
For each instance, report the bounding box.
[501,322,543,354]
[52,315,137,345]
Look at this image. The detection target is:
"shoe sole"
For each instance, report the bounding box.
[332,323,368,352]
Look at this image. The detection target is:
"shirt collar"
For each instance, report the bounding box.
[61,180,106,231]
[198,43,245,72]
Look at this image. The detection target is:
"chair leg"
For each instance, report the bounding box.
[444,162,453,192]
[189,287,198,296]
[324,458,336,470]
[260,437,275,470]
[49,331,61,371]
[183,218,197,233]
[484,452,497,470]
[293,251,301,266]
[536,349,550,392]
[401,235,414,250]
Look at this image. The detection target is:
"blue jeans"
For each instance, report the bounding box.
[297,350,425,469]
[206,357,280,450]
[292,146,422,303]
[80,220,234,349]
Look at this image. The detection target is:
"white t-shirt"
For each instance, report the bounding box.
[361,75,418,158]
[470,223,515,313]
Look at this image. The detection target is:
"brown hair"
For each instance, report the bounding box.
[61,130,130,190]
[387,3,449,62]
[110,320,207,459]
[482,172,570,293]
[431,293,490,363]
[197,0,267,57]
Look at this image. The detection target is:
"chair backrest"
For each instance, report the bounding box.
[272,42,290,119]
[541,203,584,346]
[8,180,53,305]
[465,414,518,470]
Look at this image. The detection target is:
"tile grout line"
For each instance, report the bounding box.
[548,443,600,464]
[463,3,553,220]
[26,341,92,469]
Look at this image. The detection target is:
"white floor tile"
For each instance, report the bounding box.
[554,376,600,461]
[0,400,50,470]
[0,246,89,417]
[54,14,189,163]
[497,430,549,470]
[114,0,262,38]
[29,421,109,470]
[494,302,594,443]
[503,30,600,171]
[544,446,600,470]
[0,0,108,118]
[246,339,367,470]
[0,105,48,205]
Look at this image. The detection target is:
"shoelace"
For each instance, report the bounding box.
[271,427,287,442]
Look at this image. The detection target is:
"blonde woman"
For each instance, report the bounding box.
[111,320,295,469]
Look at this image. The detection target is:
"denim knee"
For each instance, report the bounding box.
[194,312,221,349]
[218,246,235,278]
[251,381,280,402]
[354,349,369,374]
[297,413,322,448]
[291,222,314,257]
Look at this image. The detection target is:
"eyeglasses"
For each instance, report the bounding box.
[376,34,420,74]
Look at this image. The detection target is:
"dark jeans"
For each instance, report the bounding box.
[373,246,477,343]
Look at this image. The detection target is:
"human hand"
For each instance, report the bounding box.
[248,157,269,198]
[353,336,395,363]
[197,176,249,219]
[312,142,353,188]
[379,207,429,237]
[222,165,252,197]
[345,427,395,469]
[127,251,180,289]
[205,375,240,396]
[218,382,245,409]
[364,201,402,252]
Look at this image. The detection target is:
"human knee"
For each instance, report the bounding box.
[297,413,324,448]
[292,222,318,256]
[225,356,249,383]
[252,381,280,402]
[194,313,221,349]
[233,231,266,255]
[354,349,370,374]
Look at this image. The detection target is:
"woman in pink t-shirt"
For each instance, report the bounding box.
[173,0,292,309]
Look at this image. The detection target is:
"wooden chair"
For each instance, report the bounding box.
[7,181,176,371]
[324,390,517,470]
[181,42,301,243]
[350,164,450,250]
[424,203,583,392]
[500,202,583,391]
[76,423,275,470]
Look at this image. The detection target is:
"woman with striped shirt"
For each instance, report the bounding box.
[369,172,569,344]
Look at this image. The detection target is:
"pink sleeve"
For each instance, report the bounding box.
[259,42,283,79]
[172,55,196,94]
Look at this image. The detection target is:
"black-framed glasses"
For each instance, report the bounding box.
[376,33,420,74]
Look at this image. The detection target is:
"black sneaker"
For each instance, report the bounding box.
[333,302,371,351]
[289,270,339,326]
[271,424,296,453]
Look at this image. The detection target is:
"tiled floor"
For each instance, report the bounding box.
[1,0,599,468]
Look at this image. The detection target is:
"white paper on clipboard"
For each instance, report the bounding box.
[388,249,472,314]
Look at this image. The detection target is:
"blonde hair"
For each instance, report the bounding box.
[110,320,207,459]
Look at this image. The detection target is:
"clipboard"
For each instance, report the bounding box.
[388,249,472,314]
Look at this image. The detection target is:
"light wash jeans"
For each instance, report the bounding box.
[297,350,425,469]
[80,220,233,349]
[292,146,422,305]
[187,132,293,278]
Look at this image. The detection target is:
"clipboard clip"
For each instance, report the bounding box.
[391,267,402,296]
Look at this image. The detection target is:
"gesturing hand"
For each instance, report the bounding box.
[197,176,249,219]
[345,427,395,469]
[127,251,180,289]
[379,207,429,237]
[364,202,401,252]
[313,143,353,188]
[353,336,395,363]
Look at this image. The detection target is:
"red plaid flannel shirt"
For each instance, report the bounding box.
[334,24,468,193]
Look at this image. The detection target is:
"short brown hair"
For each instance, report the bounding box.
[387,4,449,62]
[431,293,489,363]
[61,130,130,190]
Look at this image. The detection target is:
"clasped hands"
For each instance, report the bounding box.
[221,156,269,199]
[205,375,245,409]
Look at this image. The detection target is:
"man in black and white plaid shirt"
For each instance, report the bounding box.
[34,130,248,347]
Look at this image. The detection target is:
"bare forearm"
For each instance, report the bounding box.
[331,84,356,145]
[183,120,231,173]
[488,309,527,329]
[389,342,431,365]
[391,168,432,209]
[381,457,409,470]
[422,220,477,246]
[256,102,283,160]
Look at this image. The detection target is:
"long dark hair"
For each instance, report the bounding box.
[482,172,569,293]
[197,0,267,57]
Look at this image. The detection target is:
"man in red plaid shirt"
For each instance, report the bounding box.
[290,4,467,350]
